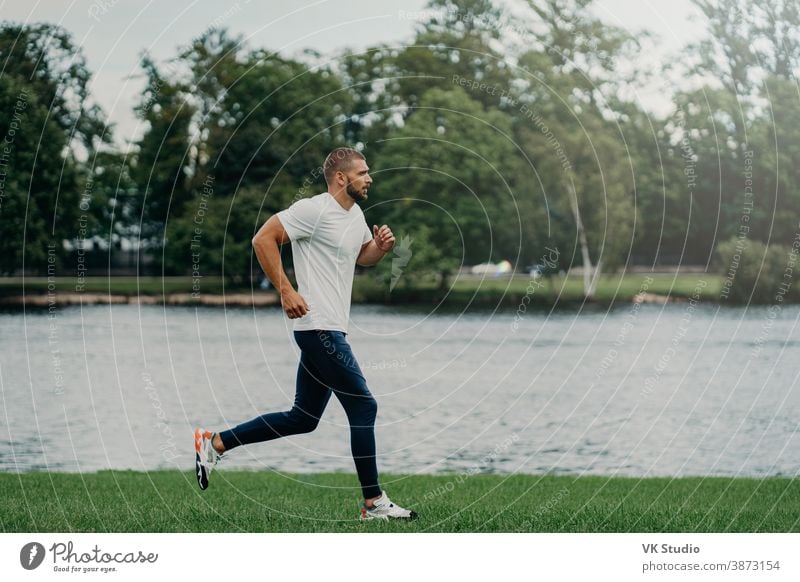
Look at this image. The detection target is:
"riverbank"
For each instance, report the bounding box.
[0,273,720,308]
[0,291,279,307]
[1,470,795,532]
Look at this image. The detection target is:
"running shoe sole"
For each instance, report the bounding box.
[360,507,419,521]
[194,428,210,490]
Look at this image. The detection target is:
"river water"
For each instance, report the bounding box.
[1,302,798,477]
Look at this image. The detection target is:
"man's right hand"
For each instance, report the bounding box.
[281,289,310,319]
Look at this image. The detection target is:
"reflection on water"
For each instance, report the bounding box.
[1,303,798,477]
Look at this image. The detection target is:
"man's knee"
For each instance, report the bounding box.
[360,396,378,423]
[286,409,320,434]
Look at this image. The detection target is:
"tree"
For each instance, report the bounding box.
[373,224,459,293]
[673,1,800,263]
[508,0,644,296]
[134,54,196,243]
[394,0,513,112]
[372,87,520,287]
[0,23,106,275]
[205,47,349,194]
[335,0,514,154]
[0,23,108,153]
[135,30,351,280]
[717,237,793,304]
[163,183,278,283]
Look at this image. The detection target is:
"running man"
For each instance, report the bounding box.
[194,147,417,521]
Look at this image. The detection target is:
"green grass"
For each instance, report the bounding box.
[356,272,721,307]
[0,273,724,307]
[2,471,797,532]
[0,276,240,296]
[452,272,720,302]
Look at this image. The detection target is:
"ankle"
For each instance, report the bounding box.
[212,433,225,454]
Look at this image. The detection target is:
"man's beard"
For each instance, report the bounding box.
[346,179,367,201]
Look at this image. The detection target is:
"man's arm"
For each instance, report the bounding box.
[357,224,396,267]
[252,215,310,319]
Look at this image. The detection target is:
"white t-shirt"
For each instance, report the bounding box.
[276,192,372,333]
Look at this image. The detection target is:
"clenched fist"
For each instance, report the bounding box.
[372,224,396,252]
[281,288,310,319]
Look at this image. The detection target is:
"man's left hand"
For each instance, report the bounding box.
[372,224,395,252]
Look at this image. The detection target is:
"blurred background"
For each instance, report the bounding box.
[1,0,799,478]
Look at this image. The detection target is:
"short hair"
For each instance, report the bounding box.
[323,147,365,183]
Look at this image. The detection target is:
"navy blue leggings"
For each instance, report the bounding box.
[218,330,381,499]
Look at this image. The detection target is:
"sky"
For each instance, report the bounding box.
[1,0,707,147]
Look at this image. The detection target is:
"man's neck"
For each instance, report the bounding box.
[328,189,356,211]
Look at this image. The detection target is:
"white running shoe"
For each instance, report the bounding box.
[194,428,222,490]
[360,491,418,521]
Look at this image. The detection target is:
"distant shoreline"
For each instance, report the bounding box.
[0,291,280,307]
[0,273,746,307]
[0,289,693,309]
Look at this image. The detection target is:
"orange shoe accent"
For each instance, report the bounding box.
[195,429,214,453]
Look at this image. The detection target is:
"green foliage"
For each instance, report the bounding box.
[0,23,99,274]
[372,86,519,278]
[163,184,274,283]
[135,30,349,277]
[3,2,800,305]
[373,223,459,293]
[133,54,196,241]
[80,150,141,246]
[760,76,800,244]
[673,1,800,267]
[0,22,108,151]
[717,237,796,304]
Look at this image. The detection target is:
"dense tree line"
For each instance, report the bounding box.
[1,0,799,300]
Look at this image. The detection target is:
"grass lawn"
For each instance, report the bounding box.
[1,273,720,305]
[355,272,721,307]
[450,272,719,302]
[1,471,796,533]
[0,276,238,296]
